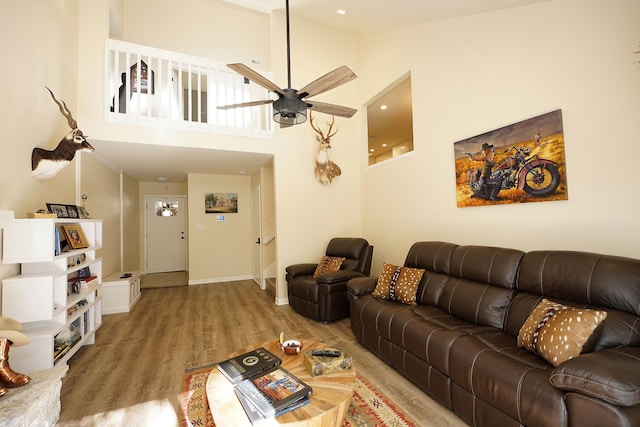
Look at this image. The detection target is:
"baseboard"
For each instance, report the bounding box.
[188,275,252,285]
[275,296,289,306]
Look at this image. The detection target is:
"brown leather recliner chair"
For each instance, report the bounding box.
[286,238,373,322]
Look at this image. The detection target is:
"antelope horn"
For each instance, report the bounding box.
[309,112,324,138]
[46,86,78,130]
[326,115,338,139]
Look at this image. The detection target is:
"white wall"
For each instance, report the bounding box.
[187,173,252,283]
[358,0,640,272]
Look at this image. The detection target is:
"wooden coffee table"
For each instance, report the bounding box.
[206,339,356,426]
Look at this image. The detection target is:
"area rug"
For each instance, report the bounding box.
[179,364,416,427]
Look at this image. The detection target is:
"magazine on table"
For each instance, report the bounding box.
[235,366,312,419]
[217,347,282,384]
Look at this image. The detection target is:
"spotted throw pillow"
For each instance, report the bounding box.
[517,299,607,367]
[313,256,345,278]
[372,263,425,305]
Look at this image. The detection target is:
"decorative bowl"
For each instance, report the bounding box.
[280,339,303,355]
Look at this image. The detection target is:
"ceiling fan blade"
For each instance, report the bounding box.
[299,65,357,98]
[307,100,357,118]
[217,99,274,110]
[227,63,285,95]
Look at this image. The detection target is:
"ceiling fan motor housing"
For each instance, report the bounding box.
[273,90,308,125]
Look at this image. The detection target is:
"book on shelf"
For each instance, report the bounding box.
[234,366,312,421]
[69,275,98,290]
[217,347,281,384]
[53,343,71,363]
[55,225,70,256]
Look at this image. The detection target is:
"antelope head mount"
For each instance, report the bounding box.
[309,113,341,185]
[31,87,95,180]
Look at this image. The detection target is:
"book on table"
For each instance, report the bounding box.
[234,366,312,423]
[234,386,309,424]
[217,347,282,384]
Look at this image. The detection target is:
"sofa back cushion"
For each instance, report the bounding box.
[326,237,370,272]
[403,241,458,306]
[438,245,525,329]
[511,250,640,350]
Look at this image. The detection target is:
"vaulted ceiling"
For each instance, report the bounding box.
[221,0,549,34]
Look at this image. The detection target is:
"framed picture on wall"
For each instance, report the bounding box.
[453,109,568,208]
[204,193,238,214]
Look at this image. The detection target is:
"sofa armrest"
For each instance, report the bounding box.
[316,270,366,285]
[346,276,378,297]
[549,347,640,407]
[285,263,317,280]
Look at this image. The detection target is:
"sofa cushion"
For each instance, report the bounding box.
[449,334,567,426]
[449,245,524,289]
[313,256,344,278]
[517,299,607,366]
[372,263,424,305]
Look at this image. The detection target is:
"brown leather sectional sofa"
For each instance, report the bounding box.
[347,241,640,427]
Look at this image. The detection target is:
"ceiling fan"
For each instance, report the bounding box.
[217,0,357,127]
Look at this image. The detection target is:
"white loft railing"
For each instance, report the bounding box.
[105,39,275,138]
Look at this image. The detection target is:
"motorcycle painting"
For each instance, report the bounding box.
[454,109,568,208]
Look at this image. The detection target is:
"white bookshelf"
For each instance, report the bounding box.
[1,218,103,373]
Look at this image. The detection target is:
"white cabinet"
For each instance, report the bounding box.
[102,271,141,314]
[1,218,103,373]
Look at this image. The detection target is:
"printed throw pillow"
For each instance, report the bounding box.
[313,256,345,278]
[517,299,607,367]
[372,263,425,305]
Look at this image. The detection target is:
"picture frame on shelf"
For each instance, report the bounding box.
[66,205,80,219]
[47,203,69,218]
[78,266,91,278]
[61,225,89,249]
[46,203,81,219]
[77,206,89,219]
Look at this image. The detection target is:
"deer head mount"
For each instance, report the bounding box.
[310,113,341,185]
[31,87,95,180]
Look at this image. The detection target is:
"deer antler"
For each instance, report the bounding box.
[309,112,337,142]
[46,86,78,130]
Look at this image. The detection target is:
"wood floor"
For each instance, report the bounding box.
[56,280,466,427]
[140,271,188,289]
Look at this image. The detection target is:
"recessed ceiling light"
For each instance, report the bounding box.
[382,144,387,147]
[369,148,375,152]
[239,170,246,174]
[156,176,169,182]
[380,105,388,110]
[337,9,346,15]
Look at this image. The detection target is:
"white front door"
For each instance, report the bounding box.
[250,186,263,288]
[145,195,187,273]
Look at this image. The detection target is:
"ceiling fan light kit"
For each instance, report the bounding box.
[218,0,357,127]
[273,90,308,125]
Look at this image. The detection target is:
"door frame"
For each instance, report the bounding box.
[250,186,263,289]
[143,194,188,274]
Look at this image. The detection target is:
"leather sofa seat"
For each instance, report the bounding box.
[348,241,640,427]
